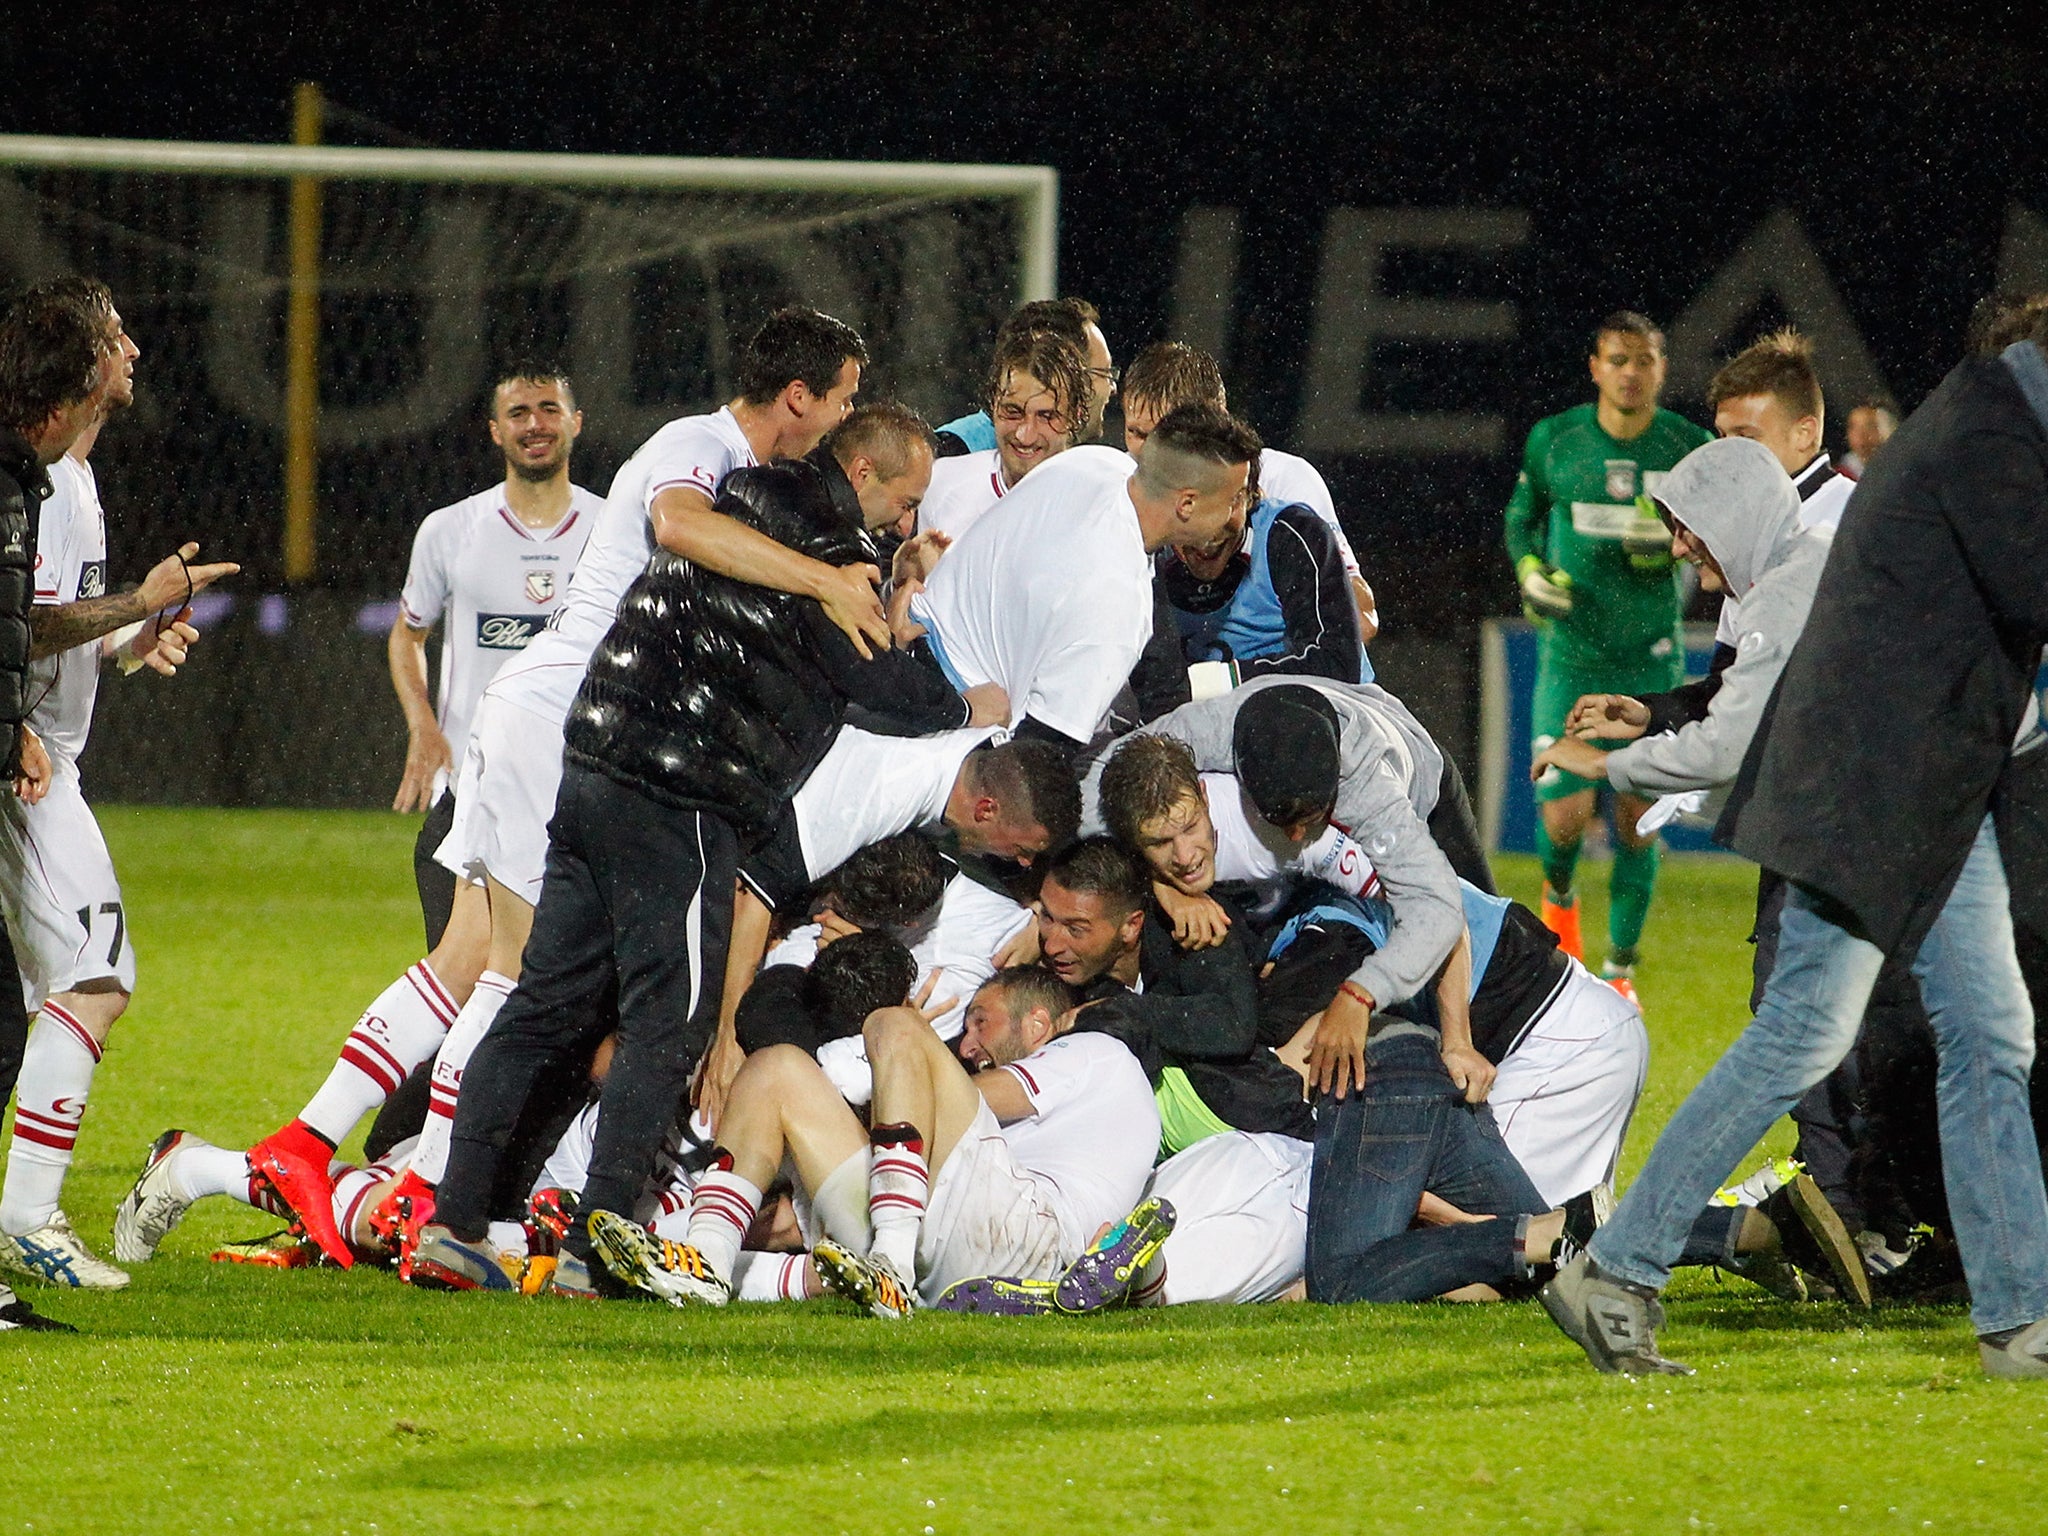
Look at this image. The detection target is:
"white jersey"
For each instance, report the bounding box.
[1714,454,1855,646]
[1202,771,1381,900]
[397,483,600,766]
[763,869,1031,1039]
[488,407,755,723]
[911,446,1152,743]
[792,723,997,882]
[28,455,109,763]
[916,448,1012,543]
[995,1031,1160,1254]
[1259,448,1363,585]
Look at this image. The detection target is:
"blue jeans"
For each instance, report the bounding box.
[1307,1029,1549,1303]
[1592,816,2048,1332]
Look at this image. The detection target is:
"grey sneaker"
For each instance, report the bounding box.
[545,1249,601,1300]
[1982,1319,2048,1380]
[1540,1253,1694,1376]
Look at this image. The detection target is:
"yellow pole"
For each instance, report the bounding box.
[283,82,323,583]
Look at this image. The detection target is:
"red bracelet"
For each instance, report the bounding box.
[1340,980,1375,1010]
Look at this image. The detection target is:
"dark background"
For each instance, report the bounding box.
[9,2,2044,802]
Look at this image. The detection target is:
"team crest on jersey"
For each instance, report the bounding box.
[525,570,555,604]
[1604,460,1638,501]
[477,614,544,650]
[78,560,107,599]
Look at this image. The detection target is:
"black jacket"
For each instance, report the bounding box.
[0,429,44,777]
[564,452,969,836]
[1719,349,2048,955]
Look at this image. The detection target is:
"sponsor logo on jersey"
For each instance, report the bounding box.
[477,613,545,650]
[78,560,107,599]
[1604,460,1638,501]
[524,570,555,604]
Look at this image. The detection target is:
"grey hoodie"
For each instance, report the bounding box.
[1606,436,1833,798]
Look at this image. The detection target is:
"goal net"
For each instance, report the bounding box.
[0,135,1056,592]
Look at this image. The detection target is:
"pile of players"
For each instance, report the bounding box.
[0,278,2043,1380]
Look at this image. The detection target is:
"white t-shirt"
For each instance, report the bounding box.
[1202,771,1382,899]
[489,407,755,722]
[916,448,1012,544]
[397,484,600,768]
[996,1031,1160,1253]
[911,446,1153,743]
[1713,454,1855,646]
[762,870,1031,1039]
[28,455,109,763]
[1259,448,1363,585]
[792,723,998,882]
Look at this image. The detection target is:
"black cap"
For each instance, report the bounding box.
[1232,686,1340,827]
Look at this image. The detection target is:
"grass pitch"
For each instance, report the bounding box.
[3,809,2043,1535]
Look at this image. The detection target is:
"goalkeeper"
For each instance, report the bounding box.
[1503,312,1712,1003]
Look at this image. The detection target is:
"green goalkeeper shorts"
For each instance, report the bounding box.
[1531,654,1684,802]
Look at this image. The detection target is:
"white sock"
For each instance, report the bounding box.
[811,1150,872,1252]
[866,1127,928,1281]
[732,1251,809,1302]
[299,961,459,1145]
[0,1003,102,1234]
[408,970,511,1185]
[1131,1254,1170,1307]
[330,1160,398,1245]
[648,1186,692,1243]
[686,1161,763,1284]
[167,1142,255,1204]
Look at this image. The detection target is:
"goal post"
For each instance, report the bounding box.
[0,131,1058,587]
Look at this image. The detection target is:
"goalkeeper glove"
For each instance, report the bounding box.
[1516,554,1573,621]
[1623,494,1674,562]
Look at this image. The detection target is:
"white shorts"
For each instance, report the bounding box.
[1492,959,1649,1207]
[1147,1131,1311,1306]
[435,690,565,907]
[0,756,133,1012]
[917,1098,1067,1303]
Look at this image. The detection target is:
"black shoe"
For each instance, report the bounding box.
[0,1294,77,1333]
[1555,1183,1615,1268]
[1764,1176,1872,1308]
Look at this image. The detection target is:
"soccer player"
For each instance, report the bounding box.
[1503,311,1713,998]
[0,279,236,1290]
[916,329,1094,543]
[411,387,989,1296]
[904,404,1257,751]
[588,964,1159,1317]
[935,296,1115,453]
[1121,341,1379,656]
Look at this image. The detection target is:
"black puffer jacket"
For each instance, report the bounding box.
[564,452,969,836]
[0,429,44,778]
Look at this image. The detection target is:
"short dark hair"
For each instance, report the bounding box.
[1134,402,1262,497]
[985,327,1093,446]
[966,740,1081,847]
[1592,311,1665,353]
[1966,291,2048,356]
[1042,834,1151,919]
[493,361,575,406]
[825,400,935,481]
[736,306,868,406]
[0,284,105,437]
[1707,328,1823,421]
[815,833,949,930]
[997,297,1099,353]
[978,963,1078,1024]
[1122,342,1226,415]
[1099,734,1203,848]
[809,931,918,1039]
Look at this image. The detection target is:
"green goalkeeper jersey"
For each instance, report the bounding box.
[1502,403,1714,671]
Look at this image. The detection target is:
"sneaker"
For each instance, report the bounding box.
[1539,1253,1693,1376]
[812,1239,917,1320]
[1712,1155,1803,1209]
[544,1249,602,1301]
[1772,1174,1873,1309]
[1055,1197,1176,1314]
[0,1285,75,1333]
[112,1128,202,1263]
[1554,1183,1615,1268]
[210,1230,317,1269]
[246,1130,352,1270]
[933,1274,1058,1315]
[1857,1225,1925,1280]
[1981,1319,2048,1380]
[1540,889,1583,961]
[409,1224,517,1293]
[0,1212,130,1289]
[587,1210,728,1306]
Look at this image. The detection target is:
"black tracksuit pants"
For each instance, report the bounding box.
[437,765,736,1259]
